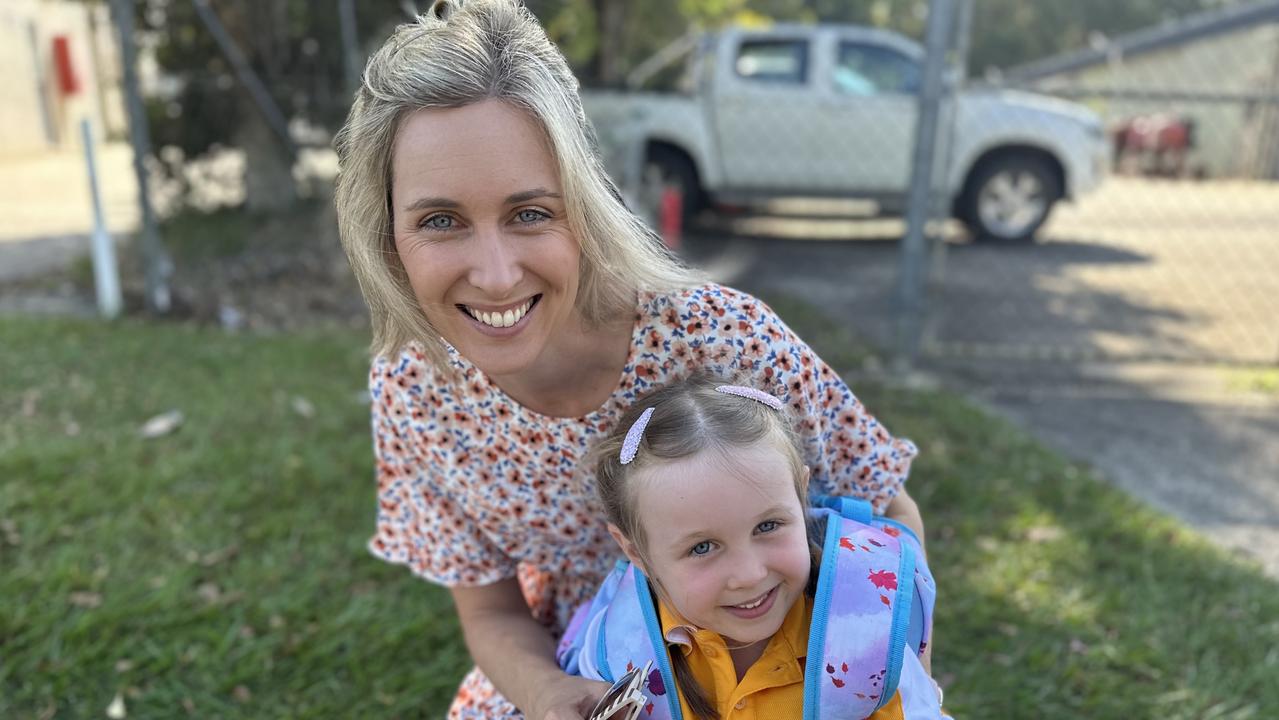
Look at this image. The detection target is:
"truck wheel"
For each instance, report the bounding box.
[643,149,703,226]
[958,154,1060,243]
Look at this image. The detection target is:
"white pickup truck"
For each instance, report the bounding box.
[581,24,1108,242]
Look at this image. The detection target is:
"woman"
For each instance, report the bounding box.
[334,1,927,718]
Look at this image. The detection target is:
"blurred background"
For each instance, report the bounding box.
[2,0,1277,717]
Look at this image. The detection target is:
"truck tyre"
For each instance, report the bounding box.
[643,148,703,226]
[958,154,1061,243]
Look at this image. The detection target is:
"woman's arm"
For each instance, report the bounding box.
[451,579,611,720]
[885,487,925,554]
[884,488,933,675]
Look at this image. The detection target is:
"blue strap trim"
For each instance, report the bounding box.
[812,493,874,525]
[634,570,683,720]
[802,513,842,719]
[595,603,613,683]
[874,541,916,712]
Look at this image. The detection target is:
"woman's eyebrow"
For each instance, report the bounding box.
[402,196,461,213]
[505,188,562,204]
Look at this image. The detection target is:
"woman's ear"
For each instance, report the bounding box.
[607,523,646,571]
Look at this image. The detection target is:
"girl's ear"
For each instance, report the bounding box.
[607,523,646,571]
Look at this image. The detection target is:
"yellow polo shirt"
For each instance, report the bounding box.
[658,596,904,720]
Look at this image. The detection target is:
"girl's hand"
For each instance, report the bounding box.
[531,675,615,720]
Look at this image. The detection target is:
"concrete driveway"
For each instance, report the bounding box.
[684,176,1279,578]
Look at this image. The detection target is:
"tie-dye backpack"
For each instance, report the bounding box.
[557,496,940,719]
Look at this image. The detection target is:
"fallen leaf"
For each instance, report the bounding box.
[115,659,134,673]
[139,410,184,439]
[1026,525,1064,543]
[196,582,221,603]
[232,685,252,702]
[290,396,315,419]
[65,421,81,437]
[106,692,126,719]
[182,698,196,714]
[1069,637,1089,654]
[69,591,103,609]
[21,390,40,417]
[200,545,240,567]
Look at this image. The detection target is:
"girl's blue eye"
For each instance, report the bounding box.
[690,541,712,557]
[756,520,779,534]
[422,214,454,230]
[517,209,548,223]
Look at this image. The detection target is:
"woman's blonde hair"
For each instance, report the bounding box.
[591,373,812,720]
[334,0,701,366]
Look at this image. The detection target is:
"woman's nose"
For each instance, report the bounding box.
[467,226,523,296]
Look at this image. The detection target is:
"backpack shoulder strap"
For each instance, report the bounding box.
[805,499,935,719]
[558,561,681,720]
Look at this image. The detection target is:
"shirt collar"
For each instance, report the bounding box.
[658,593,810,658]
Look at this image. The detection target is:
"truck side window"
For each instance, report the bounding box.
[735,39,808,84]
[835,42,920,96]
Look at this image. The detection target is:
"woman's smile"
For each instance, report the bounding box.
[459,295,541,332]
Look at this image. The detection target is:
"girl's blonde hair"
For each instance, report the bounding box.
[333,0,701,366]
[591,374,811,720]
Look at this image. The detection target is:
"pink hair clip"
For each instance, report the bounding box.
[619,407,655,465]
[714,384,783,410]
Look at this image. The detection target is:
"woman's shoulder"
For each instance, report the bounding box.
[370,343,478,407]
[640,282,774,324]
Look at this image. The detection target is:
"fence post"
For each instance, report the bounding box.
[107,0,171,314]
[894,0,956,374]
[82,118,122,319]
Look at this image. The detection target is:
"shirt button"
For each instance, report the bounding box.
[735,699,747,710]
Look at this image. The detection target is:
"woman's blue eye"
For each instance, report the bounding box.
[517,209,548,223]
[422,214,454,230]
[756,520,779,534]
[690,541,712,556]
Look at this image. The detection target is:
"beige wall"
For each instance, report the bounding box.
[0,0,124,157]
[1030,23,1279,179]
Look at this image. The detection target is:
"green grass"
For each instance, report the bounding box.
[3,305,1277,718]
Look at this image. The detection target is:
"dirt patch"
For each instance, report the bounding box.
[1,193,371,333]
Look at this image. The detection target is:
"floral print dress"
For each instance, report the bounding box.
[366,283,918,718]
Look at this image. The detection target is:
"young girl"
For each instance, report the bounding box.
[560,375,944,720]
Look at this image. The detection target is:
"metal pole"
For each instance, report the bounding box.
[338,0,361,97]
[82,118,123,319]
[108,0,170,313]
[894,0,955,373]
[190,0,298,159]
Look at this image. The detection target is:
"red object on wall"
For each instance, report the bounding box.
[53,35,80,96]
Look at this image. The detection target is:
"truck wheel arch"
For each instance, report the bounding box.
[643,141,706,219]
[954,145,1066,243]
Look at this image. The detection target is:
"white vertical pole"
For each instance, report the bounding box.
[81,118,123,319]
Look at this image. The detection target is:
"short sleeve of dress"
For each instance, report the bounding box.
[365,353,518,587]
[715,288,918,512]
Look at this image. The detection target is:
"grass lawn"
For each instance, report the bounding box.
[3,303,1277,719]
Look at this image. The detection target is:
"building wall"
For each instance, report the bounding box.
[0,0,124,157]
[1029,22,1279,179]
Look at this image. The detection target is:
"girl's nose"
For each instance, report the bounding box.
[467,226,523,297]
[726,551,769,590]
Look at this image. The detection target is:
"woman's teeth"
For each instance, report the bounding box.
[467,298,534,328]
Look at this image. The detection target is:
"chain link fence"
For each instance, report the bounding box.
[587,1,1279,370]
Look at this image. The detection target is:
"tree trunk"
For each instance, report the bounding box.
[592,0,626,86]
[234,99,296,213]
